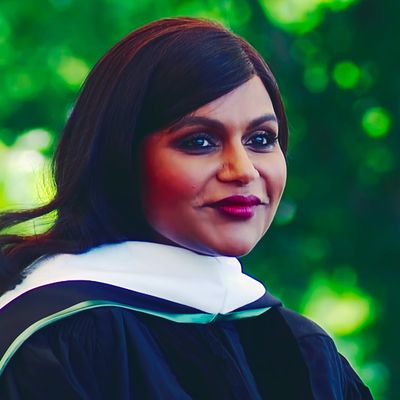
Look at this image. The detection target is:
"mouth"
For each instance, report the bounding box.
[207,195,265,219]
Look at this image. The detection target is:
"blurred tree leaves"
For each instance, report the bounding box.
[0,0,398,398]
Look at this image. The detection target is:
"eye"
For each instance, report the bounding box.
[177,133,218,154]
[245,130,278,151]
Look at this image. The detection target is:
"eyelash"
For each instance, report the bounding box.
[177,130,278,154]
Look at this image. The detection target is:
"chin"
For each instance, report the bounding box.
[211,231,264,257]
[199,239,259,258]
[217,243,256,257]
[150,228,262,258]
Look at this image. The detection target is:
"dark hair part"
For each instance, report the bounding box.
[0,17,288,294]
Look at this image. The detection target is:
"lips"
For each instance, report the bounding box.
[207,195,263,219]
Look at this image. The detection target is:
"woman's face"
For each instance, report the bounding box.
[140,76,287,256]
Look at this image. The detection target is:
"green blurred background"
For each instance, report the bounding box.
[0,0,398,398]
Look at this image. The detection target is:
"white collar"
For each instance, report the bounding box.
[0,241,265,314]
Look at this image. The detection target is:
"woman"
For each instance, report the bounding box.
[0,17,372,399]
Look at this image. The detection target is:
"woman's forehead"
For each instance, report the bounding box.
[190,76,276,125]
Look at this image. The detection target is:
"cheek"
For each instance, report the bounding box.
[258,153,287,198]
[274,158,287,194]
[141,154,202,212]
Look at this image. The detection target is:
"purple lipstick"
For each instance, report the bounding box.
[209,195,262,219]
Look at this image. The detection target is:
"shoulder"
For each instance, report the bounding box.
[276,306,330,339]
[0,307,149,399]
[28,305,150,352]
[275,307,374,399]
[4,305,144,364]
[1,305,149,375]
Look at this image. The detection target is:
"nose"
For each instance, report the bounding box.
[217,144,259,184]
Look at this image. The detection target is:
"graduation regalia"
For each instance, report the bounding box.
[0,242,373,399]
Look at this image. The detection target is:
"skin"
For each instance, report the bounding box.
[140,75,287,257]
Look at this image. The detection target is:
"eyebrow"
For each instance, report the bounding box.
[168,113,278,134]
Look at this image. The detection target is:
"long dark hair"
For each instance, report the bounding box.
[0,17,288,294]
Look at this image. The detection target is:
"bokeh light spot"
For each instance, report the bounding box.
[56,56,89,88]
[332,61,361,89]
[259,0,323,34]
[3,148,53,207]
[15,128,54,152]
[258,0,359,34]
[302,272,375,335]
[362,107,391,138]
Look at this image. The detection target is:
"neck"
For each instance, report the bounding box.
[0,241,266,314]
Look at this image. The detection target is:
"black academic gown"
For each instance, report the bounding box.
[0,280,373,399]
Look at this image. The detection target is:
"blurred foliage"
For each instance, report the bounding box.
[0,0,398,398]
